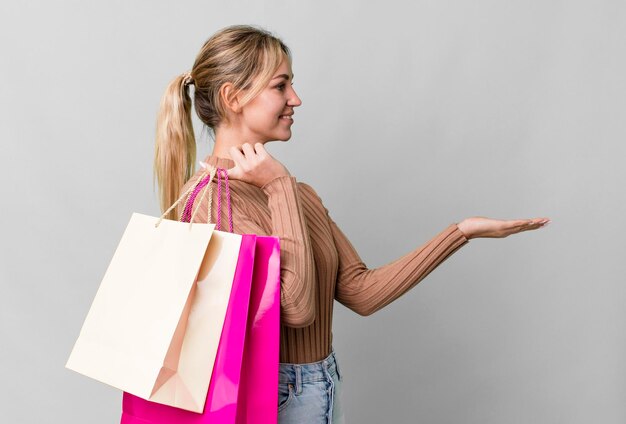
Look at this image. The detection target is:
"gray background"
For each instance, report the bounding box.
[1,0,624,423]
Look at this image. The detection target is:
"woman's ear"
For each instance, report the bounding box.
[220,82,242,114]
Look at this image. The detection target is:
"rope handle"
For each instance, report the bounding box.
[215,167,234,232]
[176,166,234,232]
[180,166,218,225]
[154,165,213,228]
[155,164,234,232]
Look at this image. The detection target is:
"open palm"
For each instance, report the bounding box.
[457,216,551,240]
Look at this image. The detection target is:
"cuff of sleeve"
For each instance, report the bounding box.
[450,223,470,243]
[261,175,298,195]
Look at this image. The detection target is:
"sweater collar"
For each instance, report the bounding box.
[201,154,235,172]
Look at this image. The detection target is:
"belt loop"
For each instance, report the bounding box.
[295,365,302,395]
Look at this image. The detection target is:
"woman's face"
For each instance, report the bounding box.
[238,55,302,143]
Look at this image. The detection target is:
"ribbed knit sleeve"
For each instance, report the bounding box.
[260,175,317,327]
[302,185,469,316]
[331,218,469,316]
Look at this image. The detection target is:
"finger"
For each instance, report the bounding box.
[523,219,543,230]
[225,165,240,180]
[254,142,269,158]
[241,143,256,158]
[229,144,243,154]
[525,218,550,227]
[501,219,534,236]
[517,218,545,233]
[524,221,541,231]
[531,217,552,230]
[509,219,532,231]
[229,145,245,161]
[229,146,247,170]
[500,217,549,237]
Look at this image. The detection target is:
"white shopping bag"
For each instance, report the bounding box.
[67,166,242,412]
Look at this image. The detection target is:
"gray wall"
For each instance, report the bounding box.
[1,0,624,423]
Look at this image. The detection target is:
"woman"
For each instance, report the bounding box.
[154,24,549,423]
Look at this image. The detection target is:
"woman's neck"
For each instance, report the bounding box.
[212,125,268,159]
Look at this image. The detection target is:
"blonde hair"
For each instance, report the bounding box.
[154,24,292,219]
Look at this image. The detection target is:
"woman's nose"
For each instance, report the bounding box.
[288,86,302,107]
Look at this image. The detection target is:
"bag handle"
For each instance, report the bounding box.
[215,167,234,232]
[154,165,215,228]
[155,165,234,232]
[176,166,234,232]
[179,166,218,224]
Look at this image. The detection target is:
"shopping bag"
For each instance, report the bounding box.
[121,234,257,423]
[121,167,281,423]
[198,168,281,422]
[66,166,242,412]
[236,235,281,424]
[122,236,281,424]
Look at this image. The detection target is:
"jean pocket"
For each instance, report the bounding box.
[336,369,344,383]
[278,383,294,412]
[334,358,344,382]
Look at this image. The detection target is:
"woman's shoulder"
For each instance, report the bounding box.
[296,181,328,212]
[183,172,324,210]
[179,171,253,211]
[295,180,319,198]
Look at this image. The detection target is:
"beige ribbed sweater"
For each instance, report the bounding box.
[180,154,470,364]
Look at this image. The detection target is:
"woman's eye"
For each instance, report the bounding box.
[276,84,285,90]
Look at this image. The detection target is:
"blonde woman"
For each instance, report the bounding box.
[153,24,550,423]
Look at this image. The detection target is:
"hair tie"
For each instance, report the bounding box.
[182,71,194,86]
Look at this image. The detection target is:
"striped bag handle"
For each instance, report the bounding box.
[178,166,234,232]
[154,165,214,228]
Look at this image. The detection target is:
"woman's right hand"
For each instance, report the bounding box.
[226,143,291,188]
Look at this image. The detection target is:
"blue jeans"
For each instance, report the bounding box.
[278,349,346,423]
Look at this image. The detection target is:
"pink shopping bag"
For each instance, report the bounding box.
[236,236,281,424]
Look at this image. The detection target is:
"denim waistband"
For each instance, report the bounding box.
[278,350,341,386]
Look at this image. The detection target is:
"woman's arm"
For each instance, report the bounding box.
[313,192,548,316]
[191,174,318,328]
[255,175,317,327]
[300,183,469,316]
[216,144,318,327]
[330,216,468,316]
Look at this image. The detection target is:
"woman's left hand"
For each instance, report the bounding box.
[456,216,551,240]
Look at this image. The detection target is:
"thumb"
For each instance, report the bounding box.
[225,165,241,180]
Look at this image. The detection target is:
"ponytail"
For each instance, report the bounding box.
[154,73,196,221]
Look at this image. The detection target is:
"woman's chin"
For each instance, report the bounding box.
[276,131,293,142]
